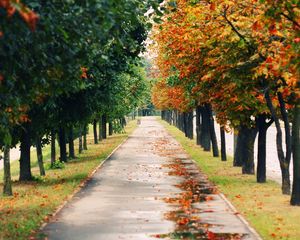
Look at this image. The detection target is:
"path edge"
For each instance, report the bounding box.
[159,119,262,240]
[38,135,131,232]
[219,193,263,240]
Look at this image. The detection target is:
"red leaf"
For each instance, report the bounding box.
[207,231,216,239]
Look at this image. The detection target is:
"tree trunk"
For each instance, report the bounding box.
[102,115,107,139]
[233,131,238,158]
[200,106,211,151]
[109,121,113,136]
[241,126,257,174]
[19,124,32,181]
[93,119,98,144]
[234,125,257,173]
[3,146,12,196]
[68,127,75,159]
[120,117,126,128]
[291,100,300,205]
[83,125,88,150]
[180,112,185,133]
[119,118,124,129]
[51,130,56,165]
[58,127,67,162]
[99,117,103,141]
[257,122,267,183]
[205,104,219,157]
[183,112,186,134]
[196,106,201,146]
[234,129,244,167]
[79,130,83,154]
[174,110,178,128]
[177,112,182,131]
[36,137,45,176]
[187,111,193,139]
[220,127,227,161]
[256,115,273,183]
[265,90,291,195]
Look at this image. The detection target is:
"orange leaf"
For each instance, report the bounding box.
[210,3,216,11]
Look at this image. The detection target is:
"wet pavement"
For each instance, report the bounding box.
[41,117,260,240]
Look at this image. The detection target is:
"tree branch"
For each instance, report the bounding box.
[222,6,257,55]
[222,7,248,43]
[280,12,300,29]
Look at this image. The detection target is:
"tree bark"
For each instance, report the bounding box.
[99,117,103,141]
[3,146,12,196]
[109,121,113,136]
[291,100,300,205]
[79,130,83,154]
[102,115,107,139]
[265,90,291,195]
[83,125,88,150]
[242,127,257,174]
[51,130,56,165]
[174,110,178,128]
[220,127,227,161]
[120,117,126,128]
[93,119,98,144]
[256,115,273,183]
[68,127,75,159]
[233,131,238,158]
[19,124,32,181]
[234,129,244,167]
[187,111,193,139]
[119,118,124,129]
[278,92,292,166]
[257,121,267,183]
[177,112,182,131]
[58,127,67,163]
[36,137,45,176]
[200,106,211,151]
[205,104,219,157]
[183,112,188,138]
[234,125,257,174]
[196,106,202,146]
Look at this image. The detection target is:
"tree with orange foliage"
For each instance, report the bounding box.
[253,0,300,205]
[151,0,299,202]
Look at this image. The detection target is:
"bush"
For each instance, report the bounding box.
[49,160,65,170]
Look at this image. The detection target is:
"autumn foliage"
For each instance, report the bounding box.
[0,0,38,31]
[151,0,299,126]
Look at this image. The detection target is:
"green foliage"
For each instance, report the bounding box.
[0,0,158,148]
[48,160,65,170]
[112,120,126,134]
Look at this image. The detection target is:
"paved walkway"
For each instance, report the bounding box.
[41,117,260,240]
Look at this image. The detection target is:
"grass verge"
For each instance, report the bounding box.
[0,121,137,240]
[160,119,300,240]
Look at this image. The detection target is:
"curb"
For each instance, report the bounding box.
[39,136,130,232]
[219,193,263,240]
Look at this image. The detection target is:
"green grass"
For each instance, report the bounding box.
[0,121,137,240]
[160,119,300,240]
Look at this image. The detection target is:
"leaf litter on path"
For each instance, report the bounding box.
[150,137,246,240]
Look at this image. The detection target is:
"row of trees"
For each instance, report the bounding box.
[151,0,300,205]
[0,0,161,195]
